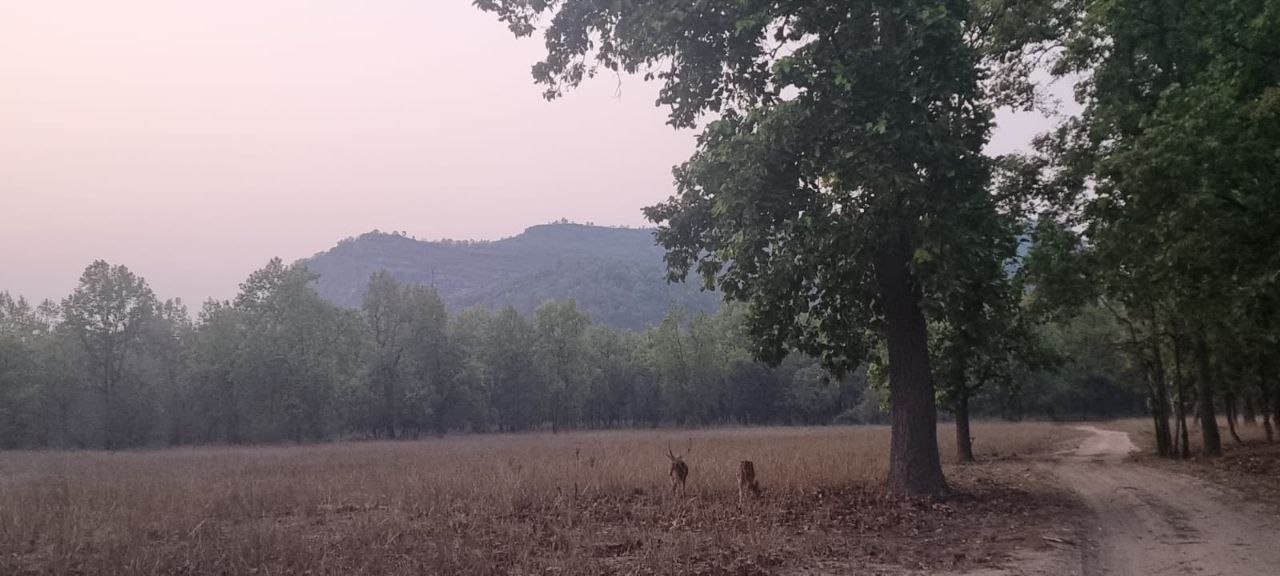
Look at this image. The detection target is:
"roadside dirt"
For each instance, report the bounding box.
[1048,425,1280,576]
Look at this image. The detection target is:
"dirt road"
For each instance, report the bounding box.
[1049,425,1280,576]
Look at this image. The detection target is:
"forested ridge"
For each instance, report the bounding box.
[303,222,720,330]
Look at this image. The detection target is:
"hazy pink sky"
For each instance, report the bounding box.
[0,0,1067,306]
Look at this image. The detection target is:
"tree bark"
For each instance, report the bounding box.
[875,236,947,496]
[1193,333,1223,456]
[1172,413,1183,456]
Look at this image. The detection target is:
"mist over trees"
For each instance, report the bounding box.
[0,258,1144,450]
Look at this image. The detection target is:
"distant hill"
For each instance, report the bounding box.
[301,223,722,330]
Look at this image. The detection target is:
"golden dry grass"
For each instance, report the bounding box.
[0,423,1082,576]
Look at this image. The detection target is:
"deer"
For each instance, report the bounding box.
[738,460,761,505]
[667,441,691,496]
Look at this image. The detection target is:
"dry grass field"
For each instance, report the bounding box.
[0,423,1086,576]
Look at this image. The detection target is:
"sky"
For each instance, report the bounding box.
[0,0,1074,306]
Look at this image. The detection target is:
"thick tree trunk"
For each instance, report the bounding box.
[1150,408,1171,457]
[1172,413,1183,456]
[875,237,947,496]
[1193,333,1223,456]
[955,389,974,463]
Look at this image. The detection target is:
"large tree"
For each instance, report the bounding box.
[190,299,247,443]
[60,261,158,449]
[487,306,540,431]
[477,0,1004,494]
[362,271,412,438]
[0,293,46,448]
[400,283,455,436]
[233,259,362,441]
[533,300,591,430]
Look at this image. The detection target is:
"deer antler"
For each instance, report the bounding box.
[667,442,677,461]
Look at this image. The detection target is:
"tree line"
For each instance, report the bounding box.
[0,257,1146,450]
[1007,0,1280,459]
[0,260,872,449]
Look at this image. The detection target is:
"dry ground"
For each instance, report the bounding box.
[1103,417,1280,509]
[0,423,1086,576]
[1046,425,1280,576]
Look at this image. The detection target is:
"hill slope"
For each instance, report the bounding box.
[301,224,721,330]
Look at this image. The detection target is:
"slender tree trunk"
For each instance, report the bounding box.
[383,374,397,439]
[949,351,974,463]
[955,388,974,463]
[1173,329,1190,459]
[1273,389,1280,443]
[102,385,114,450]
[875,236,947,496]
[1152,372,1172,457]
[1146,315,1172,457]
[1224,391,1243,445]
[1193,333,1223,456]
[101,360,115,451]
[1265,358,1277,443]
[1243,394,1258,425]
[224,375,241,445]
[1270,393,1279,444]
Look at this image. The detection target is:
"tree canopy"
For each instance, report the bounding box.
[476,0,1033,495]
[1013,0,1280,457]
